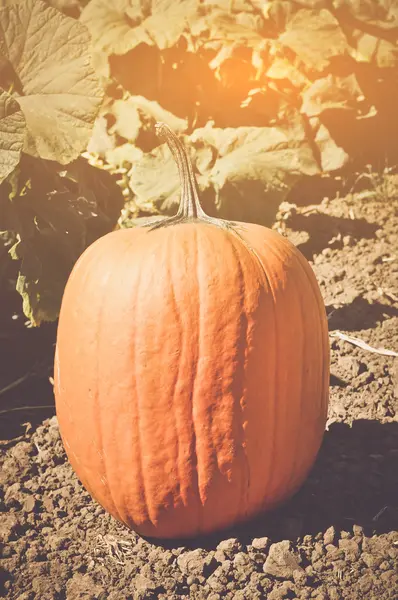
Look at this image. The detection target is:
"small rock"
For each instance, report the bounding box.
[338,356,366,377]
[343,235,354,247]
[358,574,373,594]
[361,552,382,568]
[220,559,232,572]
[4,482,24,507]
[338,538,360,561]
[388,547,398,560]
[216,538,242,556]
[23,495,37,513]
[48,535,71,551]
[323,526,336,546]
[58,486,72,499]
[66,573,103,598]
[340,530,351,539]
[268,581,296,600]
[189,584,200,594]
[214,550,226,562]
[352,525,364,538]
[1,545,13,558]
[32,576,52,596]
[312,559,324,572]
[48,424,60,440]
[380,570,398,584]
[177,549,216,577]
[293,569,308,587]
[240,588,263,600]
[207,567,227,593]
[233,552,250,568]
[305,565,315,578]
[0,514,20,543]
[251,537,270,552]
[232,592,246,600]
[25,546,46,562]
[328,587,341,600]
[42,495,55,512]
[393,359,398,398]
[326,544,344,560]
[263,540,302,579]
[11,441,35,463]
[134,574,157,594]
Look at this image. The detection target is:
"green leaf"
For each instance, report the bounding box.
[102,143,143,168]
[0,0,104,163]
[301,74,364,117]
[80,0,199,77]
[11,233,74,326]
[110,96,188,143]
[279,8,350,72]
[0,0,87,17]
[350,30,398,68]
[0,89,25,184]
[5,156,124,325]
[60,158,125,242]
[333,0,398,31]
[309,119,349,172]
[129,117,321,226]
[81,0,267,84]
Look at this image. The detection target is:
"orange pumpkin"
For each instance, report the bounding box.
[54,123,329,539]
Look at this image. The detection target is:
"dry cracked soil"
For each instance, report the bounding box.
[1,181,398,599]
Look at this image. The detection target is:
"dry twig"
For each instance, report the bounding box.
[330,331,398,357]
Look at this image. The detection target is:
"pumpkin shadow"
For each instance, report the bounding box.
[327,296,398,332]
[0,281,56,441]
[151,419,398,550]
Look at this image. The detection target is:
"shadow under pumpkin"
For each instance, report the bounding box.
[153,419,398,550]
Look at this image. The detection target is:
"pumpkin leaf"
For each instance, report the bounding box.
[8,194,86,326]
[102,143,143,169]
[80,0,199,77]
[0,90,25,185]
[5,156,124,325]
[87,113,118,158]
[309,118,349,172]
[301,74,365,117]
[194,118,321,222]
[129,141,181,215]
[279,8,350,72]
[129,117,321,225]
[60,158,125,242]
[45,0,86,18]
[350,29,398,68]
[0,0,104,164]
[87,94,188,165]
[1,0,87,17]
[333,0,398,31]
[110,96,188,145]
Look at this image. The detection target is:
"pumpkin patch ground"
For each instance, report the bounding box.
[1,181,398,600]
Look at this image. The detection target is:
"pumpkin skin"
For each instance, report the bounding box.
[54,219,329,539]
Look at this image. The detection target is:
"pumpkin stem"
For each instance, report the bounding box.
[155,122,207,221]
[142,123,239,234]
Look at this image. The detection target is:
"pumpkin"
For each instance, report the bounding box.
[54,123,329,539]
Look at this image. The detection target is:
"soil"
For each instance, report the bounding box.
[1,181,398,600]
